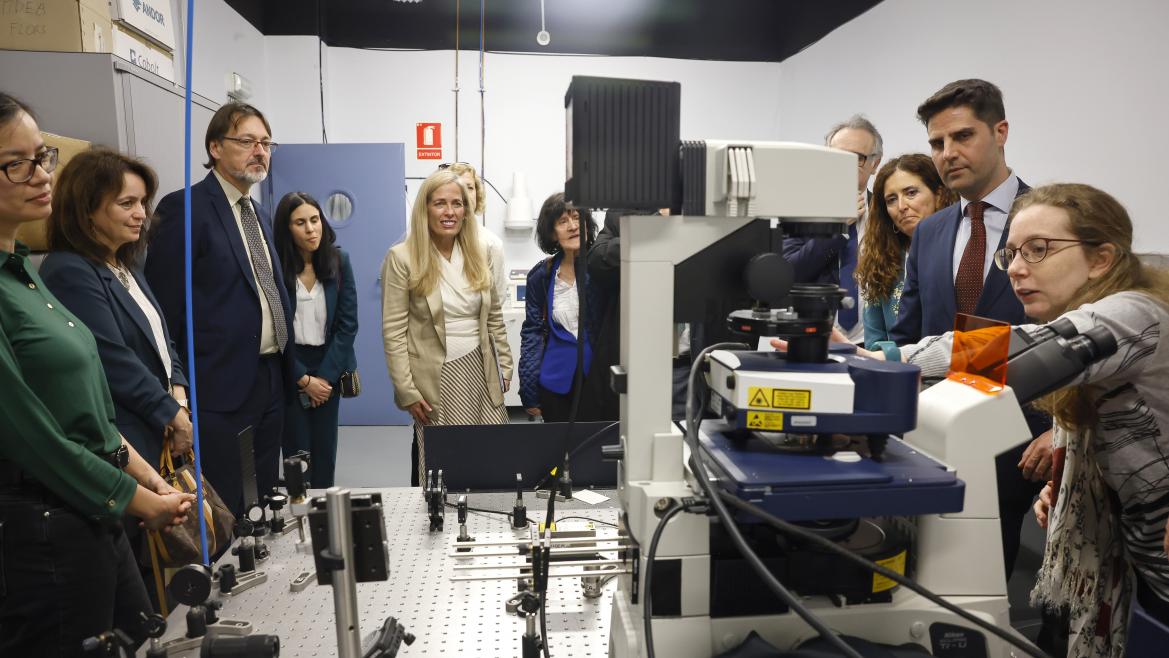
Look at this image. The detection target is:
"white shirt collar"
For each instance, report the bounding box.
[960,171,1019,215]
[213,169,252,208]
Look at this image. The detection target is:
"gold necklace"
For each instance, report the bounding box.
[107,261,131,290]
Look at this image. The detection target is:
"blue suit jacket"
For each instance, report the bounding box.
[145,171,296,412]
[781,232,850,286]
[889,180,1032,344]
[286,249,358,384]
[518,254,600,409]
[39,251,187,468]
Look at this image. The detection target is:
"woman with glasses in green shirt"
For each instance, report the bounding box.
[0,92,195,656]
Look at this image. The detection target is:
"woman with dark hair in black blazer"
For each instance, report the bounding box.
[273,191,357,488]
[40,148,192,468]
[39,146,195,607]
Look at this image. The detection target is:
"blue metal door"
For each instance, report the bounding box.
[266,144,410,425]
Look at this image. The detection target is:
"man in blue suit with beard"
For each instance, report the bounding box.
[886,79,1050,580]
[145,102,294,517]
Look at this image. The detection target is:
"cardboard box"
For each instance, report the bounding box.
[0,0,112,54]
[112,24,174,82]
[109,0,175,51]
[15,131,93,252]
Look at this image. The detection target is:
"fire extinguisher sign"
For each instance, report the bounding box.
[416,123,442,160]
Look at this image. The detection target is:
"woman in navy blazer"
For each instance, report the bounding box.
[273,192,357,488]
[40,149,191,473]
[519,193,601,422]
[39,148,192,608]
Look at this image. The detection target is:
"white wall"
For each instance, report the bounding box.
[778,0,1169,253]
[181,0,269,109]
[263,45,781,272]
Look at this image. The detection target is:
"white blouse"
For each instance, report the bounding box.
[438,242,483,363]
[551,273,579,338]
[294,277,328,346]
[110,263,172,381]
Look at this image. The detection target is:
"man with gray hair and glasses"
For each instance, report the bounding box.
[782,114,882,345]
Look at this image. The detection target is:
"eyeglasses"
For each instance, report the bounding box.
[0,147,59,184]
[438,162,471,170]
[843,150,878,168]
[221,136,279,152]
[993,237,1102,270]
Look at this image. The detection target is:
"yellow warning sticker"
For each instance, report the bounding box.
[746,386,812,410]
[872,550,907,593]
[745,411,783,431]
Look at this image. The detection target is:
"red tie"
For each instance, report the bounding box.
[955,201,988,316]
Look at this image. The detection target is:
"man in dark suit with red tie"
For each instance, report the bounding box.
[887,79,1050,580]
[145,102,295,517]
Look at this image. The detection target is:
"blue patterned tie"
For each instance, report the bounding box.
[238,197,288,351]
[838,223,859,330]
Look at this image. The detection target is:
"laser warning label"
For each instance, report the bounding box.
[747,386,812,410]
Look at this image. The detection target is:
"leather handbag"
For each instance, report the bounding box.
[339,369,362,398]
[147,441,235,567]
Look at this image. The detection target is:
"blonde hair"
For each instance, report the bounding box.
[405,170,492,296]
[445,162,486,216]
[1013,183,1169,429]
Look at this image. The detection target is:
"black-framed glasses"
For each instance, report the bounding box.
[437,162,471,170]
[221,136,278,152]
[0,147,58,184]
[993,237,1102,270]
[842,150,878,168]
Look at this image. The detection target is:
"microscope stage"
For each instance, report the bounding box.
[697,420,964,521]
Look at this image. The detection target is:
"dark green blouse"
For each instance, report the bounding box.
[0,242,137,518]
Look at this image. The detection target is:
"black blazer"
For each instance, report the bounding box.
[39,251,187,468]
[145,172,296,412]
[287,249,358,384]
[890,179,1032,344]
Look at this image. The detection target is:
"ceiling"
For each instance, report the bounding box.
[223,0,881,62]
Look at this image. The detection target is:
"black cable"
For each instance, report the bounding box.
[443,501,538,527]
[554,515,617,528]
[535,214,597,658]
[643,503,685,658]
[316,0,328,144]
[715,490,1052,658]
[533,421,619,491]
[683,343,864,658]
[481,177,507,205]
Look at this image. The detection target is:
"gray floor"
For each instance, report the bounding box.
[333,425,414,487]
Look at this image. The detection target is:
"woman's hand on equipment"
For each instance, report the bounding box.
[1034,483,1054,529]
[770,328,883,359]
[408,399,433,425]
[525,407,541,418]
[1019,429,1054,481]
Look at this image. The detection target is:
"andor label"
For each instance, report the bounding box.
[747,386,811,410]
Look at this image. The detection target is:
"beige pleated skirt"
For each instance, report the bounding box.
[414,347,508,484]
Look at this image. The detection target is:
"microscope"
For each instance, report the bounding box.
[560,76,1120,658]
